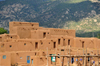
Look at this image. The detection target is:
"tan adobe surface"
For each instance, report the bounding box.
[0,21,100,66]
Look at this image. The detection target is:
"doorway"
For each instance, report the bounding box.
[27,56,30,64]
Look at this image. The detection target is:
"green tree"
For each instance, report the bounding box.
[0,28,8,34]
[97,33,100,39]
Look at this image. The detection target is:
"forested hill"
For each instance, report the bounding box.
[0,0,100,37]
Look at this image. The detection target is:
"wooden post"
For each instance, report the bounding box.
[55,48,57,66]
[60,46,61,66]
[67,46,68,66]
[47,47,48,66]
[69,46,70,66]
[98,50,99,66]
[84,49,87,66]
[83,49,84,66]
[89,57,90,66]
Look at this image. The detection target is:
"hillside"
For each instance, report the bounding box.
[0,0,100,37]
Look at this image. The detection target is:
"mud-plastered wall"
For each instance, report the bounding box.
[0,35,2,42]
[74,38,97,49]
[9,21,39,34]
[51,35,74,47]
[31,30,51,39]
[1,34,20,42]
[0,52,11,66]
[48,28,75,37]
[11,51,39,65]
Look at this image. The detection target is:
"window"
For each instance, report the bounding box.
[1,44,4,47]
[32,24,34,26]
[11,37,12,38]
[61,49,64,51]
[35,42,38,49]
[9,45,12,48]
[63,39,65,46]
[24,43,26,45]
[35,52,36,55]
[27,56,30,64]
[3,55,6,59]
[43,32,46,38]
[82,41,84,48]
[68,39,70,45]
[58,39,60,45]
[53,42,56,48]
[20,57,22,59]
[41,42,43,45]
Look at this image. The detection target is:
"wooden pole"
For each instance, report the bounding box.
[83,49,84,66]
[47,47,48,66]
[69,46,70,66]
[89,57,90,66]
[55,48,57,66]
[98,50,99,66]
[60,46,61,66]
[67,46,68,66]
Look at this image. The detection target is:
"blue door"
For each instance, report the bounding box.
[27,56,30,64]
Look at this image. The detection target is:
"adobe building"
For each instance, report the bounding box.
[0,21,100,66]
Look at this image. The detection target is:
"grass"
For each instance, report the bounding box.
[65,0,88,3]
[63,14,100,37]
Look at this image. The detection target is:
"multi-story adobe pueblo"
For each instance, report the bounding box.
[0,21,100,66]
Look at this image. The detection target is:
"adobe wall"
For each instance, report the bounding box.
[0,52,11,66]
[10,50,58,66]
[51,35,75,47]
[10,26,43,38]
[74,38,97,49]
[31,30,51,39]
[11,51,39,65]
[0,38,59,51]
[47,28,75,37]
[0,35,2,42]
[96,39,100,49]
[9,21,39,34]
[1,34,20,42]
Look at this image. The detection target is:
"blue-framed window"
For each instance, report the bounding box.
[3,55,6,59]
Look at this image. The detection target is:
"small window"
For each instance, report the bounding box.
[35,52,36,55]
[1,44,4,47]
[58,39,60,45]
[82,41,84,48]
[68,39,70,45]
[43,32,46,38]
[9,45,12,48]
[53,42,56,48]
[24,43,26,45]
[41,42,43,45]
[35,42,38,49]
[3,55,6,59]
[20,57,22,59]
[58,54,60,58]
[61,49,64,51]
[27,56,30,60]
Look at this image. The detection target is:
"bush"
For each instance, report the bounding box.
[0,28,8,34]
